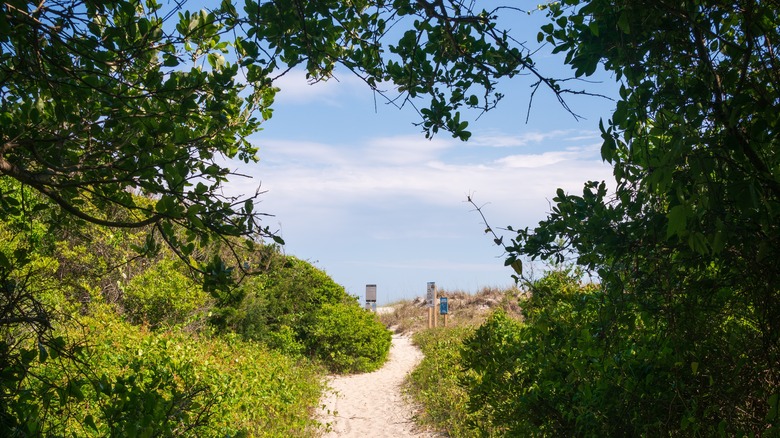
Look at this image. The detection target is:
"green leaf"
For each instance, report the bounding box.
[85,414,98,431]
[588,21,599,36]
[617,13,630,34]
[666,205,690,238]
[162,54,180,67]
[768,393,779,421]
[20,348,37,365]
[687,232,709,255]
[38,341,48,363]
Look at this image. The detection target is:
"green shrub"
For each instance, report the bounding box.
[308,302,391,373]
[264,324,306,357]
[220,255,350,338]
[406,326,484,437]
[8,308,324,437]
[459,269,606,436]
[457,268,765,436]
[122,259,209,329]
[221,255,392,372]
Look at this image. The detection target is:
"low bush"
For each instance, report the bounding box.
[308,302,391,373]
[122,259,210,329]
[221,255,392,372]
[456,267,775,436]
[406,326,482,437]
[6,307,324,437]
[459,269,605,436]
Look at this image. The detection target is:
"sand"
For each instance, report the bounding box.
[317,333,438,437]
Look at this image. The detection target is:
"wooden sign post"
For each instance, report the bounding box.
[426,282,436,328]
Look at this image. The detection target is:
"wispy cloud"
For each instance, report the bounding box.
[363,135,455,165]
[271,69,367,106]
[223,127,614,302]
[232,131,610,216]
[254,139,351,166]
[495,146,598,169]
[470,130,571,148]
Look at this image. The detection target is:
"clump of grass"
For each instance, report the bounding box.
[377,297,429,333]
[379,285,524,334]
[404,326,476,436]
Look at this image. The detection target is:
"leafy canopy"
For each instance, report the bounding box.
[491,0,780,434]
[0,0,576,286]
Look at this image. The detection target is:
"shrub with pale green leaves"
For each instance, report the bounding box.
[122,259,209,329]
[221,255,391,372]
[8,308,324,437]
[406,326,482,437]
[308,302,391,373]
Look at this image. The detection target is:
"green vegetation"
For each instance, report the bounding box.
[409,263,778,436]
[411,1,779,435]
[406,326,476,437]
[486,1,779,435]
[395,286,524,436]
[21,308,324,437]
[458,270,606,436]
[218,255,392,373]
[0,179,389,435]
[309,303,391,373]
[3,0,778,434]
[122,259,209,329]
[404,277,581,437]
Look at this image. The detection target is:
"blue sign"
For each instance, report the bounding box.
[439,297,448,315]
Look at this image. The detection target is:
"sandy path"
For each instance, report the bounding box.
[317,333,437,437]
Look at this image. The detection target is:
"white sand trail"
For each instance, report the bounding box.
[317,334,438,437]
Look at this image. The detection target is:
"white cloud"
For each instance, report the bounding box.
[221,128,615,302]
[470,130,570,147]
[494,151,577,168]
[229,132,611,223]
[363,135,455,165]
[565,132,602,142]
[253,139,351,167]
[271,68,367,106]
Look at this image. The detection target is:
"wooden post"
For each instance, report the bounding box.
[433,285,438,328]
[426,282,436,329]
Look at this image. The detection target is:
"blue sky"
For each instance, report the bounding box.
[225,8,619,304]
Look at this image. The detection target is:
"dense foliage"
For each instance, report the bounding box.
[309,302,391,373]
[0,179,390,434]
[406,326,478,437]
[122,259,209,329]
[218,254,391,373]
[409,267,777,437]
[407,272,604,437]
[2,0,547,432]
[460,270,626,436]
[480,0,780,435]
[12,308,324,437]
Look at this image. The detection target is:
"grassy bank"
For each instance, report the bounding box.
[378,286,523,437]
